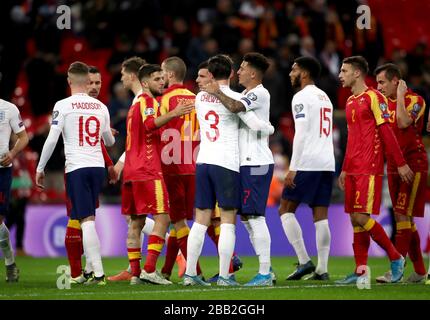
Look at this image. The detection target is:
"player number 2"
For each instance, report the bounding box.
[320,107,331,137]
[79,116,100,146]
[205,110,220,142]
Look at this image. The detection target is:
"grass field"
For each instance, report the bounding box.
[0,256,429,300]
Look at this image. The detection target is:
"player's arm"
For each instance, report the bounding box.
[204,80,245,113]
[35,127,62,188]
[101,109,115,147]
[396,80,413,128]
[237,111,274,135]
[144,103,194,131]
[1,131,29,167]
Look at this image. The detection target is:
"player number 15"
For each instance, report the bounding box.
[320,107,331,138]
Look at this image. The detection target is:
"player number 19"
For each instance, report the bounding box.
[79,116,100,146]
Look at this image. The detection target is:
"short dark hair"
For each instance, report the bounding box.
[138,64,162,82]
[68,61,89,76]
[88,66,100,74]
[294,56,321,80]
[198,60,209,70]
[243,52,269,75]
[122,56,146,76]
[374,63,402,80]
[207,55,231,80]
[342,55,369,75]
[163,56,187,81]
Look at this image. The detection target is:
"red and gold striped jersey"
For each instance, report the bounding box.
[123,93,163,182]
[344,87,390,175]
[158,84,199,175]
[386,90,427,172]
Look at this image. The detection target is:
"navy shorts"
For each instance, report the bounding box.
[65,167,105,220]
[282,171,334,207]
[195,164,240,210]
[0,167,12,216]
[240,164,274,216]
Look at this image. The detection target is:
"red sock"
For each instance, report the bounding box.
[65,221,83,278]
[144,235,165,273]
[394,221,412,258]
[161,230,179,276]
[207,225,220,247]
[409,225,426,275]
[176,227,202,275]
[127,248,141,277]
[352,228,370,275]
[366,219,401,261]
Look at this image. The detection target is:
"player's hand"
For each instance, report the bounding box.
[174,103,194,117]
[36,171,45,189]
[110,128,119,136]
[338,171,346,191]
[284,170,296,189]
[397,164,414,184]
[204,79,221,96]
[113,161,124,180]
[397,80,407,97]
[0,151,14,167]
[107,165,118,184]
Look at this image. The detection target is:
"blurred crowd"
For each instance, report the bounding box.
[1,0,430,206]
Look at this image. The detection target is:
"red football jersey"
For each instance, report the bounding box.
[123,93,163,182]
[158,84,199,175]
[343,87,390,175]
[386,90,427,172]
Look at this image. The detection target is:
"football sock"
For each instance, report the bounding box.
[0,222,14,266]
[280,212,310,265]
[394,221,412,258]
[249,216,271,275]
[161,229,179,276]
[207,224,220,246]
[144,235,165,273]
[364,218,401,261]
[409,223,426,275]
[65,219,83,278]
[127,247,141,277]
[315,219,331,274]
[218,223,236,279]
[242,220,256,253]
[353,227,370,274]
[81,221,104,278]
[142,217,155,235]
[186,223,207,277]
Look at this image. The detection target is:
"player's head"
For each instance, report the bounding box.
[67,61,89,88]
[161,56,187,87]
[238,52,269,87]
[339,56,369,88]
[121,56,146,90]
[289,56,321,89]
[207,55,232,81]
[196,60,213,90]
[87,66,102,98]
[138,64,164,97]
[374,63,401,99]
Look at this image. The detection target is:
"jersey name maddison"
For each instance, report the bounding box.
[238,84,274,166]
[290,85,335,171]
[51,93,111,173]
[196,85,240,172]
[0,99,25,168]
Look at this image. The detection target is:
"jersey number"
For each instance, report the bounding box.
[205,110,220,142]
[79,116,100,146]
[320,107,331,137]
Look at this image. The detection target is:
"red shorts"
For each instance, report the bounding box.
[122,180,170,216]
[388,172,427,217]
[164,174,195,223]
[344,174,383,215]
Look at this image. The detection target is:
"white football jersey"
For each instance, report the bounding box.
[290,84,335,171]
[196,85,240,172]
[238,84,274,166]
[51,93,112,173]
[0,99,25,168]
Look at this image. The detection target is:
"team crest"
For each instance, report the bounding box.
[379,103,388,112]
[246,92,257,101]
[144,108,155,116]
[411,103,421,117]
[0,111,5,122]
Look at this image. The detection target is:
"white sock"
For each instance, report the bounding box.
[315,219,331,274]
[142,217,155,235]
[84,261,93,274]
[0,223,14,265]
[241,220,256,254]
[280,213,310,265]
[218,223,235,279]
[81,221,104,278]
[185,222,207,276]
[249,217,271,275]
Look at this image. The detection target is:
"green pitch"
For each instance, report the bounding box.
[0,256,429,300]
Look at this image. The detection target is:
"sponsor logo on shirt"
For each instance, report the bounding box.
[144,108,155,116]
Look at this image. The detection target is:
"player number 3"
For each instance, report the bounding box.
[79,116,100,146]
[205,110,220,142]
